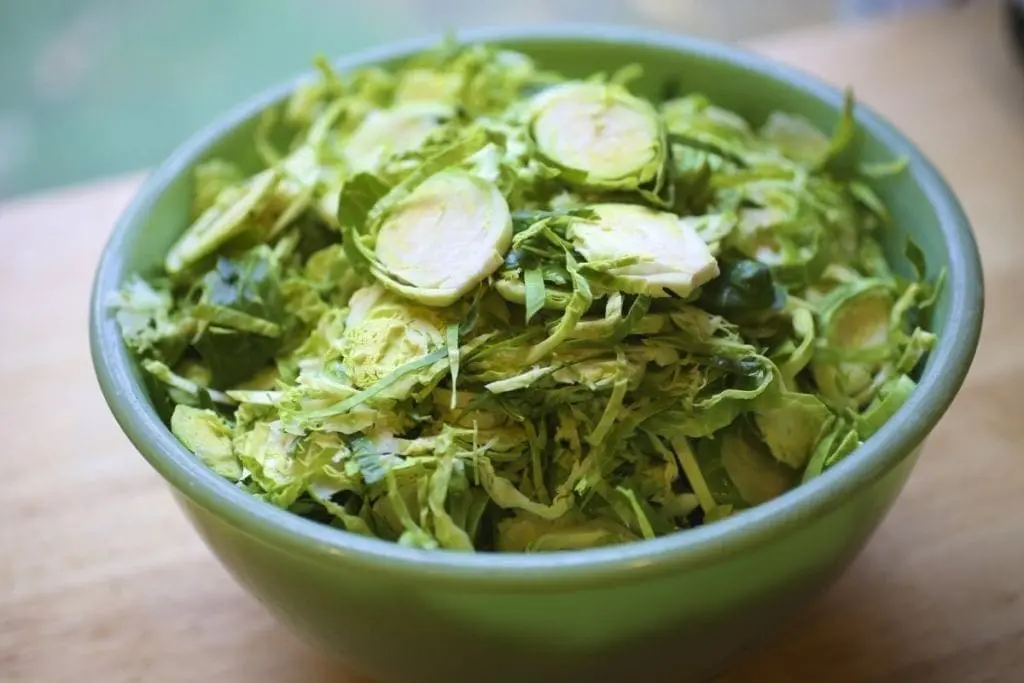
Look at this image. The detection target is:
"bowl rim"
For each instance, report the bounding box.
[90,23,983,589]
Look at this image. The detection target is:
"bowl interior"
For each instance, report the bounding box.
[91,27,982,581]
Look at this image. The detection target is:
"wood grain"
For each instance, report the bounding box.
[2,3,1022,682]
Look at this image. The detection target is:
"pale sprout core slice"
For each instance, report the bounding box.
[570,203,720,297]
[812,284,894,403]
[832,288,892,349]
[344,103,450,172]
[530,82,661,184]
[375,169,512,306]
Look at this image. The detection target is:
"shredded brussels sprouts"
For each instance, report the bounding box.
[111,39,940,552]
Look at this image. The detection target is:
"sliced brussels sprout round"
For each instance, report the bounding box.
[344,103,453,173]
[528,82,665,189]
[812,280,894,403]
[340,286,447,393]
[754,390,833,469]
[170,405,242,480]
[166,168,279,275]
[759,112,831,165]
[375,169,512,307]
[827,284,892,348]
[661,94,753,142]
[720,429,796,506]
[568,203,719,297]
[393,68,465,105]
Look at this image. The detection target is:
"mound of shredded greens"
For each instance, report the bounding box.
[111,40,941,552]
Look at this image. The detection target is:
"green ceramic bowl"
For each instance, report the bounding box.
[90,26,983,683]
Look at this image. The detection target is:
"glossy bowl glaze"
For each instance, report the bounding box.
[90,27,983,683]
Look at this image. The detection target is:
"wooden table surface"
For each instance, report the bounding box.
[2,3,1022,682]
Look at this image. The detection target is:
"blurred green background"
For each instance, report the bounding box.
[0,0,948,199]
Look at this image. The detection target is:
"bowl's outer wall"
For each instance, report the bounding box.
[94,31,976,683]
[177,447,919,683]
